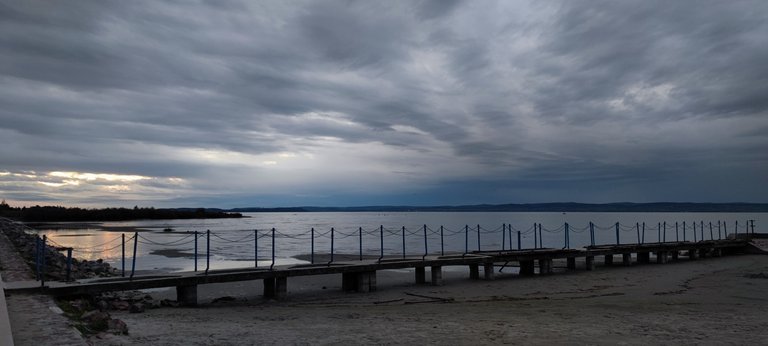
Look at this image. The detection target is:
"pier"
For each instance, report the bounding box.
[3,238,752,306]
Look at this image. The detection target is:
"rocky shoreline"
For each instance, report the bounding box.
[0,218,117,281]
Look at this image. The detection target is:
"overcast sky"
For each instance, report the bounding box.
[1,0,766,208]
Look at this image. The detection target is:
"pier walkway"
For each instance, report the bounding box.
[4,238,749,306]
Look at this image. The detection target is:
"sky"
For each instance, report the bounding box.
[1,0,767,208]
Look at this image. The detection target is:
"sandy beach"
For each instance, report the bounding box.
[77,254,768,345]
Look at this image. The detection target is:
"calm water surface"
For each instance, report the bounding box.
[31,212,764,273]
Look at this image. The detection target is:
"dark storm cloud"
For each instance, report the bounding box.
[0,0,766,207]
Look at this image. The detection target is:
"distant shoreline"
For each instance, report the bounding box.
[229,202,768,213]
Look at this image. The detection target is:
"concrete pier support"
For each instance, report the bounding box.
[176,285,198,306]
[567,257,576,270]
[415,267,426,284]
[538,258,553,274]
[656,251,668,264]
[469,264,480,280]
[688,249,699,260]
[604,255,614,266]
[263,277,276,297]
[431,266,443,286]
[342,271,377,292]
[671,251,679,261]
[484,263,495,280]
[637,252,650,264]
[585,256,594,271]
[519,260,535,276]
[622,253,632,266]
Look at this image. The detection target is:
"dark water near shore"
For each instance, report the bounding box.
[30,212,764,273]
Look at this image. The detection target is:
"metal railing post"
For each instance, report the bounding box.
[501,224,506,251]
[359,227,363,261]
[379,225,384,262]
[194,231,198,272]
[477,224,481,252]
[310,228,314,264]
[534,224,538,249]
[440,226,445,256]
[66,248,72,282]
[615,222,620,245]
[422,224,428,261]
[271,228,276,270]
[329,227,335,264]
[205,230,210,274]
[254,229,258,268]
[517,230,521,250]
[402,226,406,259]
[121,233,126,277]
[130,232,138,279]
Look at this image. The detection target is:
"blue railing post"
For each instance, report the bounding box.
[440,226,445,256]
[330,227,335,264]
[130,232,138,279]
[66,247,72,282]
[502,224,506,251]
[422,224,428,261]
[615,222,620,245]
[464,225,469,255]
[271,228,276,270]
[517,230,521,250]
[121,233,126,277]
[693,222,698,242]
[657,223,661,243]
[205,230,210,274]
[539,224,543,248]
[402,226,406,259]
[359,227,363,261]
[477,224,481,252]
[310,228,314,264]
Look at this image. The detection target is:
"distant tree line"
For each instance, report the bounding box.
[0,201,242,222]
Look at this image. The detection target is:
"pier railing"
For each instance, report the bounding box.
[7,218,759,283]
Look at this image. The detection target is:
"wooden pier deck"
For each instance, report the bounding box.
[3,239,750,306]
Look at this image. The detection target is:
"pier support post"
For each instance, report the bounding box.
[585,256,594,271]
[566,257,576,270]
[519,260,535,276]
[415,267,426,284]
[637,252,650,264]
[688,249,698,260]
[263,278,276,298]
[671,251,679,261]
[538,258,553,275]
[176,285,198,306]
[431,266,443,286]
[604,255,614,266]
[469,264,480,280]
[484,263,495,280]
[342,271,377,292]
[656,251,668,264]
[622,253,632,266]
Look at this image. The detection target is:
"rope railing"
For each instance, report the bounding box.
[9,218,758,282]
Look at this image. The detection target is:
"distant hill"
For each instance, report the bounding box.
[229,203,768,213]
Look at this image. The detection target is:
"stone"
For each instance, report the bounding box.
[129,303,145,313]
[107,318,129,335]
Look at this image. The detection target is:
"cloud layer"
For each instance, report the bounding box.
[1,0,766,207]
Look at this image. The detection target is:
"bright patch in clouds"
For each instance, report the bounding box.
[49,171,150,182]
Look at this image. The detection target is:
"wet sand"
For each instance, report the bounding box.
[90,254,768,345]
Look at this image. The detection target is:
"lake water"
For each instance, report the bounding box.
[31,212,764,273]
